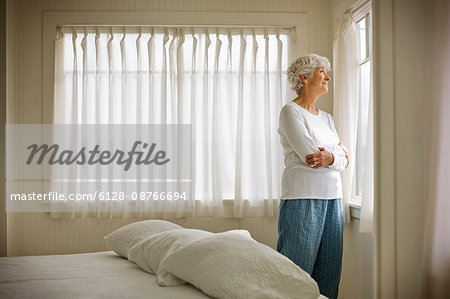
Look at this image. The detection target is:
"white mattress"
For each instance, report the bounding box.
[0,251,211,299]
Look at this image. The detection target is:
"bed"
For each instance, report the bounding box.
[0,251,210,299]
[0,220,328,299]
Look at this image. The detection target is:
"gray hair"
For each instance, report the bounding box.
[287,54,332,95]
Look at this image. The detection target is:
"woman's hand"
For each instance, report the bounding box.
[305,147,334,168]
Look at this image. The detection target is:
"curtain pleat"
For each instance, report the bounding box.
[200,30,211,208]
[190,30,198,216]
[71,29,79,124]
[53,26,293,218]
[106,29,115,218]
[250,30,258,205]
[233,31,246,217]
[161,30,169,124]
[263,30,274,215]
[212,31,223,216]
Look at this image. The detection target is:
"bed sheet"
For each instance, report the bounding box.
[0,251,211,299]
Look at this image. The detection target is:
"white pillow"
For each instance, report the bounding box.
[104,220,183,258]
[128,228,214,275]
[155,229,252,286]
[157,230,320,299]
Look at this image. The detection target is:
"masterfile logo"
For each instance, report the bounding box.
[5,124,192,213]
[26,141,170,171]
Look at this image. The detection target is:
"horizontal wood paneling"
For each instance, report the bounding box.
[36,0,305,12]
[11,213,277,256]
[341,220,374,299]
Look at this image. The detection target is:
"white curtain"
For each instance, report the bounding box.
[422,0,450,297]
[53,26,293,218]
[359,62,374,233]
[332,12,359,223]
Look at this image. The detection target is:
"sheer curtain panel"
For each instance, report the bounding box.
[53,26,293,218]
[332,12,359,223]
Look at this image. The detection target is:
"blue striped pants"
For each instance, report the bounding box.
[277,198,344,299]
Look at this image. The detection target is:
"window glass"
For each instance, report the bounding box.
[357,18,367,60]
[353,9,372,199]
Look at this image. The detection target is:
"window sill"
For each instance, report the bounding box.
[350,195,362,219]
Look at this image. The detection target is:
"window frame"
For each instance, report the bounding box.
[42,11,308,124]
[350,2,373,207]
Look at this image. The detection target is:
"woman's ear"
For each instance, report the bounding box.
[300,74,307,83]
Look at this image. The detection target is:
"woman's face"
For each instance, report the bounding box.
[302,67,330,95]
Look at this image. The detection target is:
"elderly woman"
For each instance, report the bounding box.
[276,54,349,299]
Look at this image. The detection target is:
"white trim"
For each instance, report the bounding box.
[350,205,361,219]
[42,11,308,124]
[354,7,372,197]
[350,195,362,219]
[352,0,371,18]
[350,194,362,205]
[373,0,397,298]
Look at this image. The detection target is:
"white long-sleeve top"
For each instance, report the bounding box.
[278,101,348,199]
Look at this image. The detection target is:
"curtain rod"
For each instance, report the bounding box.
[56,24,296,30]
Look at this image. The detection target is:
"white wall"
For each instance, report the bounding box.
[373,0,431,298]
[341,218,374,299]
[392,0,429,296]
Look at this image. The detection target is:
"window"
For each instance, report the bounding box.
[52,25,294,217]
[352,4,373,203]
